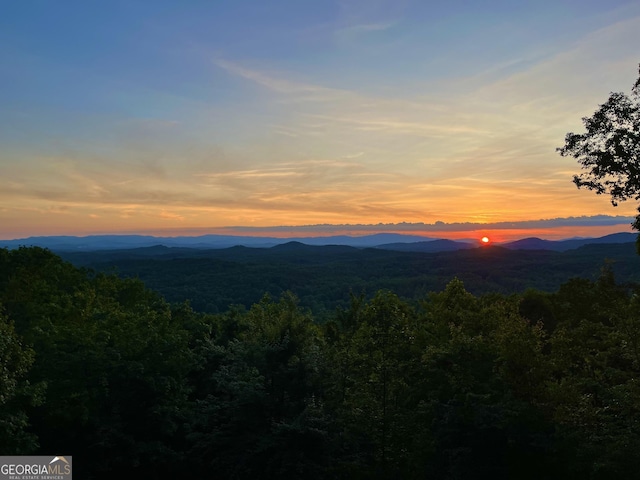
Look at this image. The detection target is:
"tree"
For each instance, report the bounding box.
[184,292,333,479]
[0,306,42,454]
[545,273,640,477]
[415,280,556,479]
[0,247,194,479]
[557,64,640,251]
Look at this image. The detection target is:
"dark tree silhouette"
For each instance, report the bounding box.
[558,64,640,251]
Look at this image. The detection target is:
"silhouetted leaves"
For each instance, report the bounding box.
[558,64,640,251]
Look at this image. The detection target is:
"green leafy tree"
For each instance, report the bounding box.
[0,247,194,479]
[413,280,557,479]
[545,272,640,478]
[0,307,42,453]
[558,64,640,251]
[324,290,427,478]
[185,292,333,479]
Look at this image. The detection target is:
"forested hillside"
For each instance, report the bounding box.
[58,241,640,317]
[2,246,640,478]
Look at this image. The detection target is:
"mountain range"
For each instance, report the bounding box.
[0,232,636,253]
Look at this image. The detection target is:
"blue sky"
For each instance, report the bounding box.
[1,0,639,239]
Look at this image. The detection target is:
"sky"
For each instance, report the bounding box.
[1,0,639,241]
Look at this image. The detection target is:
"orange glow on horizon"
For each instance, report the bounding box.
[0,215,634,242]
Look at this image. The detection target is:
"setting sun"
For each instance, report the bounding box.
[481,237,490,244]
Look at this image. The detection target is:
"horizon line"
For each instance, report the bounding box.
[1,214,636,243]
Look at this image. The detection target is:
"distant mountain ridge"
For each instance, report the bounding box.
[0,232,636,253]
[376,239,476,253]
[52,237,640,316]
[0,233,448,251]
[500,232,636,252]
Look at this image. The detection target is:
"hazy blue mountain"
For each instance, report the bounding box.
[0,233,437,251]
[54,240,640,316]
[376,239,476,252]
[500,232,636,251]
[500,238,565,251]
[0,231,636,253]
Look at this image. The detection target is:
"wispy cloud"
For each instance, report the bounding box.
[307,113,489,137]
[213,58,349,103]
[333,20,398,47]
[2,0,640,239]
[342,151,365,159]
[206,215,637,236]
[334,0,404,34]
[339,21,396,34]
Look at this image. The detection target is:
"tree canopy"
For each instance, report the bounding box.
[2,246,640,478]
[558,64,640,251]
[558,64,640,205]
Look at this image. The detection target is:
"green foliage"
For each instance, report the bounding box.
[0,307,42,453]
[326,290,418,477]
[60,241,640,315]
[558,64,640,250]
[414,281,555,479]
[322,281,557,479]
[184,292,333,479]
[0,247,193,479]
[545,271,640,477]
[2,247,640,478]
[558,65,640,206]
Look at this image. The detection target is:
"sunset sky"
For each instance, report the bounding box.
[1,0,639,241]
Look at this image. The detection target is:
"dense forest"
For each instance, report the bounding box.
[2,246,640,478]
[58,240,640,318]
